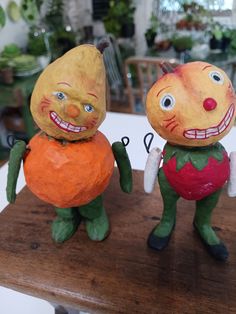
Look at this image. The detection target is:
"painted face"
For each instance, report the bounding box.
[146,61,236,147]
[30,45,106,141]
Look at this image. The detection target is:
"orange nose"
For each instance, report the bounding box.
[66,104,80,118]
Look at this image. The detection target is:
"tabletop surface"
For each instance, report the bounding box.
[0,168,236,314]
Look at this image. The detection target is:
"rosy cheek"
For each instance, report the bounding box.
[84,114,99,128]
[227,82,235,95]
[39,96,52,114]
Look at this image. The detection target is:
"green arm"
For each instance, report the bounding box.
[6,140,27,203]
[112,141,132,193]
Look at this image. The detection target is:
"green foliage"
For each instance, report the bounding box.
[209,21,223,40]
[145,13,159,40]
[42,0,76,59]
[229,29,236,53]
[44,0,64,30]
[1,44,21,58]
[27,29,47,56]
[0,57,9,69]
[49,27,76,60]
[164,142,224,171]
[35,0,44,11]
[11,54,38,72]
[172,35,193,52]
[176,1,207,30]
[20,0,39,26]
[103,0,135,37]
[148,13,159,33]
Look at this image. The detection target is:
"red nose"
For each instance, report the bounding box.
[203,98,217,111]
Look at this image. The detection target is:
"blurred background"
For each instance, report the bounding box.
[0,1,236,313]
[1,0,236,164]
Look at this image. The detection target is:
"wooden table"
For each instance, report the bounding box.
[0,169,235,314]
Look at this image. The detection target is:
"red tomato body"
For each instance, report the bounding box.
[162,151,230,200]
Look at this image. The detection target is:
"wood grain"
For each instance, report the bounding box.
[0,169,235,314]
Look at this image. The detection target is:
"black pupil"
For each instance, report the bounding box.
[213,75,220,81]
[164,98,171,107]
[58,93,64,99]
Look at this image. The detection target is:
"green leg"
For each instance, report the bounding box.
[79,195,109,241]
[194,189,228,261]
[52,207,81,243]
[148,168,180,251]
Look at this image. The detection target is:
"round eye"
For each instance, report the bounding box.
[160,94,175,111]
[209,71,224,85]
[84,104,94,113]
[53,91,67,100]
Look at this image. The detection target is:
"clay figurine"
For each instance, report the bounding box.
[6,42,132,243]
[144,61,236,261]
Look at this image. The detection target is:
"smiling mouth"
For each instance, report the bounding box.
[184,104,235,139]
[49,111,87,133]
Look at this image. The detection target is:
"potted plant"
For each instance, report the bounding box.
[176,1,206,31]
[208,21,224,50]
[26,26,52,68]
[0,57,13,85]
[145,13,159,48]
[229,29,236,54]
[172,35,194,53]
[27,27,48,57]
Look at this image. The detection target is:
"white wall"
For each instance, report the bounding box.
[0,0,29,52]
[134,0,153,55]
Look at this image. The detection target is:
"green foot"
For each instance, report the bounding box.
[193,222,228,261]
[52,217,80,243]
[52,207,81,243]
[85,208,109,241]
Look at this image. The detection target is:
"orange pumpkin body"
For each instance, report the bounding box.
[24,131,114,208]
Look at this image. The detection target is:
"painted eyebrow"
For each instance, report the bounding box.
[156,86,171,97]
[87,92,98,99]
[57,82,72,87]
[202,65,212,71]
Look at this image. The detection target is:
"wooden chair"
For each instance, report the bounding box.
[94,35,127,112]
[124,56,179,113]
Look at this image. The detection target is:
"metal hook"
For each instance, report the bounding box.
[143,132,154,154]
[121,136,130,147]
[7,134,17,148]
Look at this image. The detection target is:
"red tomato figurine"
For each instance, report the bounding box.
[144,61,236,261]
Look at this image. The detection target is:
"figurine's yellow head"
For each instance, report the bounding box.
[30,44,106,141]
[146,61,236,146]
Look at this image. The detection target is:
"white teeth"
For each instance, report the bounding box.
[196,130,205,136]
[186,130,195,135]
[186,133,196,139]
[184,104,235,140]
[49,111,87,133]
[206,127,216,135]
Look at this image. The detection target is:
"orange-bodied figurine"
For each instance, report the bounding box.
[6,42,132,243]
